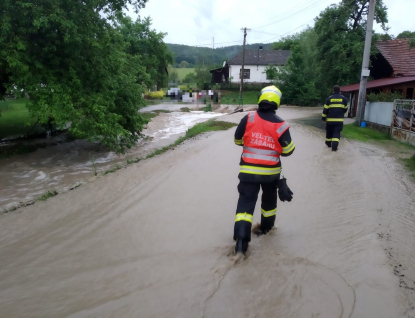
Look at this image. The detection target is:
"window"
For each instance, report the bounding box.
[239,69,250,79]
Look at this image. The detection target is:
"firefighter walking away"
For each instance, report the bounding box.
[322,85,348,151]
[233,85,295,255]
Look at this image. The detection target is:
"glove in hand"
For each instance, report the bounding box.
[278,177,293,202]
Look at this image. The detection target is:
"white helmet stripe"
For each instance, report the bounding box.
[261,88,282,98]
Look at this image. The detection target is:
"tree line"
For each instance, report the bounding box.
[272,0,415,106]
[167,43,272,68]
[0,0,172,151]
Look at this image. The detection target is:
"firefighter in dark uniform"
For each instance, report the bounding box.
[322,85,348,151]
[233,85,295,255]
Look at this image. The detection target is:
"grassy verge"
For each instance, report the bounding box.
[341,123,392,142]
[401,156,415,177]
[220,90,259,105]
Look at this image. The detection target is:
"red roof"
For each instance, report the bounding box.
[341,76,415,92]
[376,39,415,77]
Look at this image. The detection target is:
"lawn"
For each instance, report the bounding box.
[175,68,195,80]
[220,90,260,105]
[341,123,392,142]
[0,98,43,138]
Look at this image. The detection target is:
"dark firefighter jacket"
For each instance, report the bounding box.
[322,93,348,123]
[234,107,295,183]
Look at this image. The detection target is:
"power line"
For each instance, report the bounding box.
[251,0,331,30]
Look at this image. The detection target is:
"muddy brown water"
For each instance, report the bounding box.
[0,104,225,211]
[0,107,414,317]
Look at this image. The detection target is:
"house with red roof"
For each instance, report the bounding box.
[341,38,415,117]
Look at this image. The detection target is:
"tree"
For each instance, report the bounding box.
[0,0,157,152]
[275,28,323,106]
[263,64,278,81]
[117,15,173,89]
[314,0,388,89]
[271,34,300,50]
[179,61,190,68]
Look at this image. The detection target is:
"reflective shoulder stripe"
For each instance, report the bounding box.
[276,122,289,134]
[243,146,278,155]
[248,111,255,123]
[242,153,279,162]
[235,212,253,223]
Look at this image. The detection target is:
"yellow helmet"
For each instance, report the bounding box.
[258,85,282,109]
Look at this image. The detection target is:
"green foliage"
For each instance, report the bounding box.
[274,0,389,106]
[166,43,272,67]
[0,0,171,152]
[271,34,300,50]
[367,91,404,102]
[275,28,323,106]
[116,15,173,89]
[263,64,278,81]
[37,190,58,201]
[182,72,197,83]
[147,90,165,99]
[179,61,190,68]
[202,103,212,112]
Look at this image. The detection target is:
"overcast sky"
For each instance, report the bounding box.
[127,0,415,48]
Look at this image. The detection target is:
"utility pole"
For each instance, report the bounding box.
[239,27,250,99]
[213,37,214,49]
[356,0,376,126]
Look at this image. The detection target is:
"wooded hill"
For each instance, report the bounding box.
[167,43,272,67]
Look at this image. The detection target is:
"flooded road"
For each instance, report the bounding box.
[0,107,414,317]
[0,103,224,211]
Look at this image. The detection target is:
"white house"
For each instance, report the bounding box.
[227,48,291,83]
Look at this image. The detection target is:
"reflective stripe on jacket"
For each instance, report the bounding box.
[241,111,288,171]
[322,94,348,123]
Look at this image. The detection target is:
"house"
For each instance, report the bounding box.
[341,38,415,117]
[224,48,291,84]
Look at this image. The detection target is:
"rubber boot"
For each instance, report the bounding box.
[235,238,248,255]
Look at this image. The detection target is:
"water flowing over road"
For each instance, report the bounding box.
[0,107,414,318]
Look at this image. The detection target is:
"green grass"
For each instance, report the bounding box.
[0,98,43,138]
[401,156,415,177]
[220,90,259,105]
[175,68,195,79]
[37,190,58,201]
[341,123,392,142]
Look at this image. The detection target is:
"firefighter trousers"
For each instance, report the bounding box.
[325,123,343,151]
[233,178,279,242]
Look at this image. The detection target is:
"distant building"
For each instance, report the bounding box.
[226,47,291,84]
[341,38,415,117]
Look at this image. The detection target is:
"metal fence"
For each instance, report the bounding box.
[391,99,415,146]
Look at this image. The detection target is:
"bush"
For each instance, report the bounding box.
[367,91,404,102]
[146,90,165,99]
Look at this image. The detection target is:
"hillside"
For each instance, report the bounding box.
[167,43,272,67]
